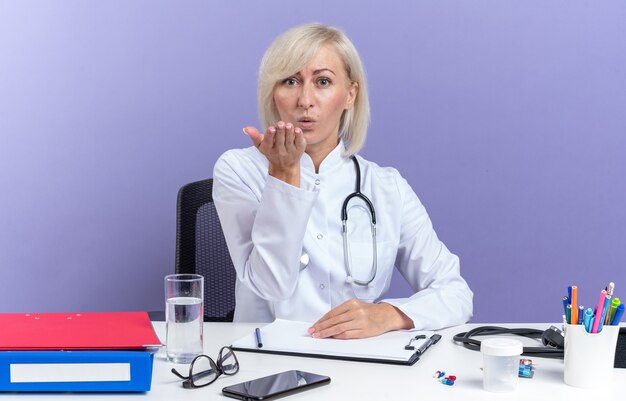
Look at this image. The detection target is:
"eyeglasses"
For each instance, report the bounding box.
[171,346,239,389]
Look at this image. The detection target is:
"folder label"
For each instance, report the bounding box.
[10,363,131,383]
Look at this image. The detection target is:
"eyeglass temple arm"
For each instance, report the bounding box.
[171,368,188,380]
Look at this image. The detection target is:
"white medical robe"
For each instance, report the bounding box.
[213,142,473,330]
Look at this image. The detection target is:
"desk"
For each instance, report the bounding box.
[3,323,624,400]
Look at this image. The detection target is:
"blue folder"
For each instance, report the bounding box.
[0,350,153,392]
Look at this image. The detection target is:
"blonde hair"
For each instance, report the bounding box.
[258,23,370,156]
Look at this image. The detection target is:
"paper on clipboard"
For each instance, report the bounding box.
[231,319,434,364]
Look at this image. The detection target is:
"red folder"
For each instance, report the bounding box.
[0,311,162,350]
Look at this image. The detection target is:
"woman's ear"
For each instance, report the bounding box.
[345,82,359,109]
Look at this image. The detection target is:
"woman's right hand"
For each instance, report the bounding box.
[244,121,306,187]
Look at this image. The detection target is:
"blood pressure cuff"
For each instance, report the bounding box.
[615,327,626,368]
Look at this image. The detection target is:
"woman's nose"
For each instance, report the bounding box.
[297,84,314,109]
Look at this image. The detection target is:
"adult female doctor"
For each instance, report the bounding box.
[213,23,473,339]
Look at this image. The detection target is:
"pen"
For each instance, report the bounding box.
[607,282,615,297]
[611,304,624,326]
[570,286,578,325]
[598,295,611,333]
[568,286,572,302]
[566,304,572,324]
[562,296,569,316]
[609,298,620,324]
[577,305,584,325]
[255,327,263,348]
[415,334,442,356]
[583,308,594,333]
[591,290,607,333]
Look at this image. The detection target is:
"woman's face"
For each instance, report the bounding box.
[273,44,357,157]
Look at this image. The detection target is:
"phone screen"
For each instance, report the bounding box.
[222,370,330,401]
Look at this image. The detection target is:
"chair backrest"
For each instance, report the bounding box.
[175,179,236,322]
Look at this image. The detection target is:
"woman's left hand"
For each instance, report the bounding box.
[308,299,414,339]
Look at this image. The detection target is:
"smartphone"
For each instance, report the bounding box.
[222,370,330,401]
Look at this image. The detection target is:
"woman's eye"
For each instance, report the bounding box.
[283,78,298,86]
[318,78,330,86]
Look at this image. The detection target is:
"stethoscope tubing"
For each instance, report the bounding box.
[341,156,377,286]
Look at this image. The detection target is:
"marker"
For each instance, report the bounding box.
[577,305,584,325]
[566,304,572,325]
[611,304,624,326]
[609,298,621,324]
[583,308,594,333]
[598,295,611,332]
[570,286,578,324]
[255,327,263,348]
[562,296,570,316]
[591,290,607,333]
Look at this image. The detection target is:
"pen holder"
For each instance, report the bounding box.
[563,323,620,388]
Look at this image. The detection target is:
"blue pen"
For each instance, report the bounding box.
[568,286,572,302]
[583,308,594,333]
[577,306,584,325]
[611,304,624,326]
[598,295,612,333]
[255,327,263,348]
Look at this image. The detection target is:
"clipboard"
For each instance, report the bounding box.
[231,319,435,366]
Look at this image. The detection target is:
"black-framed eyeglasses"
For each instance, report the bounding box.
[171,346,239,389]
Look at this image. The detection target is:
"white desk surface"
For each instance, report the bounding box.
[3,322,624,400]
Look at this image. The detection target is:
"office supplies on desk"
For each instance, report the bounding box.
[416,334,441,356]
[609,297,620,323]
[592,290,607,333]
[255,328,263,348]
[570,285,578,324]
[0,350,153,392]
[611,304,625,326]
[564,323,620,388]
[563,284,623,333]
[0,311,161,350]
[583,308,594,333]
[231,319,434,366]
[577,305,584,324]
[599,294,612,332]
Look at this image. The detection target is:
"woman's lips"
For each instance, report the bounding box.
[297,119,316,130]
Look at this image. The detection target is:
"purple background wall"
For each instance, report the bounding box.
[1,1,625,323]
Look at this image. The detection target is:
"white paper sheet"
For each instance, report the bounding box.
[232,319,434,362]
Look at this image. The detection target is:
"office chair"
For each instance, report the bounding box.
[175,179,236,322]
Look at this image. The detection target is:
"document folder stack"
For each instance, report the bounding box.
[0,311,162,392]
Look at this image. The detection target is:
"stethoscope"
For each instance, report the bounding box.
[299,156,378,286]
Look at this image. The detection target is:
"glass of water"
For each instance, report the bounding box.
[165,274,204,364]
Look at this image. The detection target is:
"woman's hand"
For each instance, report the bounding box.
[307,299,414,339]
[244,121,306,187]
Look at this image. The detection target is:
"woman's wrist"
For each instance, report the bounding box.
[381,303,415,331]
[268,165,300,187]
